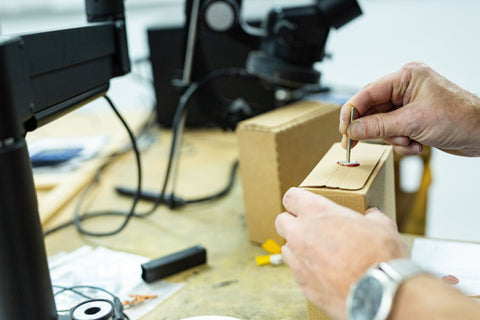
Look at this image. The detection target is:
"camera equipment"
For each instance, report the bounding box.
[244,0,362,88]
[0,0,130,319]
[148,0,362,127]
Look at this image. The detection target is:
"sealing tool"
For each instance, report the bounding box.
[338,106,359,167]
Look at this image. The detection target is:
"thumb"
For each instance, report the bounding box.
[365,206,385,218]
[348,109,408,141]
[365,207,398,231]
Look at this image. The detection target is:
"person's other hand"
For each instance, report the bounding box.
[275,187,408,320]
[339,61,480,156]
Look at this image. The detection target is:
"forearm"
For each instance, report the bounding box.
[389,274,480,319]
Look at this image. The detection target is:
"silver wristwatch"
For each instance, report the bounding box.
[346,259,425,320]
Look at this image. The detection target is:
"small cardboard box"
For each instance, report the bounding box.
[237,100,341,244]
[299,142,396,320]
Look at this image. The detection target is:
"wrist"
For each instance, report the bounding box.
[389,272,480,320]
[347,259,425,320]
[388,273,438,319]
[452,91,480,156]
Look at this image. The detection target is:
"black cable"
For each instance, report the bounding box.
[72,95,142,237]
[54,285,94,301]
[116,68,251,213]
[44,69,250,237]
[43,95,143,237]
[115,159,239,206]
[185,160,239,204]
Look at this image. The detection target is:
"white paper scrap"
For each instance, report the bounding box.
[29,136,108,172]
[49,246,184,319]
[411,238,480,297]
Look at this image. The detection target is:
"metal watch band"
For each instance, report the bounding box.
[379,258,425,284]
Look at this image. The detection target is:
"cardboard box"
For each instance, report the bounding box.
[300,142,396,219]
[299,142,396,320]
[237,100,342,244]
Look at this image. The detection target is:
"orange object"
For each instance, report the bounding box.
[122,294,158,306]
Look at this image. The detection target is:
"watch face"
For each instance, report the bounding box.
[349,276,383,320]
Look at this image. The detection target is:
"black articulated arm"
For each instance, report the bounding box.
[0,0,130,138]
[0,1,130,319]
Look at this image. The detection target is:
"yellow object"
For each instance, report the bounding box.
[395,146,432,235]
[256,255,272,266]
[255,254,284,266]
[262,239,282,254]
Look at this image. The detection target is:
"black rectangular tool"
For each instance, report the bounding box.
[141,245,207,283]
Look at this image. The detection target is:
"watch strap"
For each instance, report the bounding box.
[379,258,424,284]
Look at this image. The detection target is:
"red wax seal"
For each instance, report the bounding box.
[337,160,360,167]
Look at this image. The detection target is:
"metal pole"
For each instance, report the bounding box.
[182,0,201,84]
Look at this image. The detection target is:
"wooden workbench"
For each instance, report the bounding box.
[43,127,308,319]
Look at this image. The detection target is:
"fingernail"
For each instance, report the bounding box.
[284,187,297,201]
[366,206,383,214]
[339,104,354,133]
[413,144,423,154]
[287,187,298,194]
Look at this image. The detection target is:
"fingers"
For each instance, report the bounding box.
[339,62,431,139]
[365,207,398,232]
[280,242,295,267]
[364,206,384,217]
[383,137,423,155]
[275,211,297,239]
[392,141,423,155]
[339,103,357,136]
[341,135,358,150]
[339,70,407,135]
[282,187,332,218]
[347,104,419,142]
[342,133,423,155]
[275,213,303,270]
[383,136,411,146]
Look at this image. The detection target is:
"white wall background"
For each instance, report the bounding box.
[1,0,479,242]
[320,0,480,243]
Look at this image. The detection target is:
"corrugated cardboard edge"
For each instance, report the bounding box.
[271,102,341,195]
[365,145,396,221]
[237,100,341,134]
[237,129,282,244]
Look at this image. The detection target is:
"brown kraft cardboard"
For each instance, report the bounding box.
[237,100,342,244]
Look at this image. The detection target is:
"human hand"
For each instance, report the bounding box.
[275,187,408,320]
[339,62,480,156]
